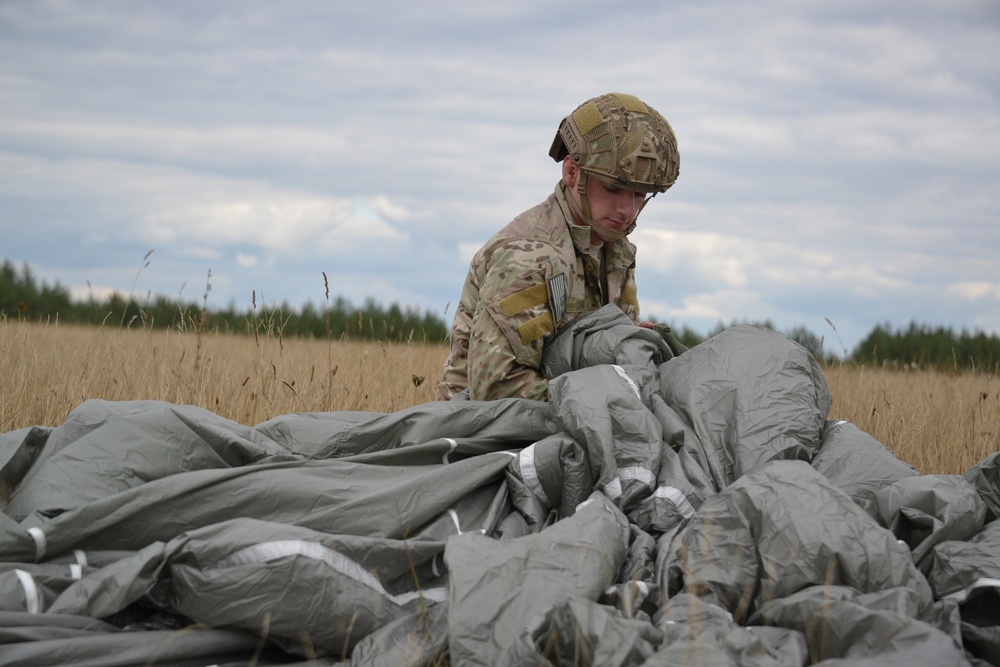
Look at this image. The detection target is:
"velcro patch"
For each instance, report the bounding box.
[500,283,549,317]
[621,283,638,307]
[573,101,605,135]
[518,312,555,344]
[614,93,648,114]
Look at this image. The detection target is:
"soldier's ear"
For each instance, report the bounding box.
[561,157,579,187]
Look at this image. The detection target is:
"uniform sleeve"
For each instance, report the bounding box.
[618,266,641,323]
[436,264,481,401]
[466,246,567,401]
[436,299,473,400]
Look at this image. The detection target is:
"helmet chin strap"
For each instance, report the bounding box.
[563,172,652,242]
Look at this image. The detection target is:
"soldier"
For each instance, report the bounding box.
[437,92,680,401]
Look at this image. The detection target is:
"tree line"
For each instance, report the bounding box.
[850,322,999,372]
[0,259,450,343]
[675,319,999,372]
[2,258,999,370]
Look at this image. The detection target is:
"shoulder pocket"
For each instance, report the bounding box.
[486,268,558,366]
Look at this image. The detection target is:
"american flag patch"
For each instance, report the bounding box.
[548,274,567,323]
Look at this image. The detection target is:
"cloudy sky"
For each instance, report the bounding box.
[2,0,998,355]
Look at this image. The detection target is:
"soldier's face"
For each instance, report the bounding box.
[562,158,647,242]
[584,179,646,241]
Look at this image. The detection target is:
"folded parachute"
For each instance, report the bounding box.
[0,306,996,666]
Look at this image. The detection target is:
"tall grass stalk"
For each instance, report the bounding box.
[1,319,445,431]
[823,364,999,474]
[2,319,997,474]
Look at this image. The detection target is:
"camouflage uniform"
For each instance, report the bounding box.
[436,182,640,401]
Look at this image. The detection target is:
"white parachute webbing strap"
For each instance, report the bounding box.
[605,580,652,613]
[608,469,683,510]
[447,509,463,535]
[632,580,652,608]
[599,355,652,499]
[618,466,656,488]
[70,549,87,579]
[442,438,458,464]
[612,365,641,400]
[431,552,442,578]
[26,527,46,562]
[446,508,487,536]
[825,419,849,435]
[605,467,657,503]
[15,569,42,614]
[942,577,1000,603]
[518,443,552,507]
[648,485,697,519]
[213,540,447,606]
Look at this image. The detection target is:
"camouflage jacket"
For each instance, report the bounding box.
[436,183,641,401]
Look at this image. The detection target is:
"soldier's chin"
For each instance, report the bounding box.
[591,224,629,242]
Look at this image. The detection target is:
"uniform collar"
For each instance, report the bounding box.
[553,182,636,265]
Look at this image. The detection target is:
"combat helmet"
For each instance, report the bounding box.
[550,92,679,194]
[550,92,679,240]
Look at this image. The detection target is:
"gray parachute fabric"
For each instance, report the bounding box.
[658,461,934,623]
[0,312,997,666]
[811,419,920,518]
[445,491,629,665]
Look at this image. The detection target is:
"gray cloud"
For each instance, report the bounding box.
[1,0,997,355]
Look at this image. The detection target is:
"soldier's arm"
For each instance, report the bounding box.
[616,261,642,323]
[467,305,548,401]
[466,247,564,401]
[436,310,472,400]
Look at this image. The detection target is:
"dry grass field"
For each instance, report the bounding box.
[823,364,998,475]
[2,319,997,475]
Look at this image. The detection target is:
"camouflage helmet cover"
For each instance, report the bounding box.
[549,92,679,193]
